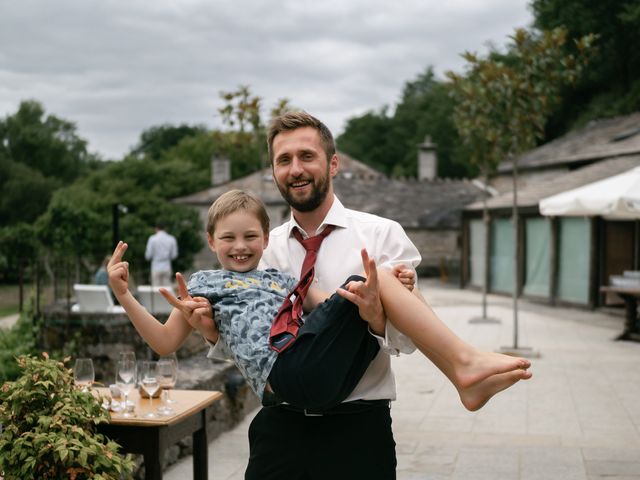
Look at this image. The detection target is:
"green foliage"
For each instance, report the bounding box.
[531,0,640,135]
[337,67,475,179]
[446,27,596,171]
[0,353,134,479]
[131,123,208,160]
[0,301,39,383]
[0,100,97,227]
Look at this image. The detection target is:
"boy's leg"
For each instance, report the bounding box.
[376,269,532,411]
[268,275,380,411]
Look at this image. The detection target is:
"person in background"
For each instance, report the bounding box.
[94,255,110,286]
[144,222,178,287]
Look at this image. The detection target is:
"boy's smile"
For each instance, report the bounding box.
[208,210,268,272]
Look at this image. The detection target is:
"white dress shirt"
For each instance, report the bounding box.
[264,196,420,401]
[145,230,178,272]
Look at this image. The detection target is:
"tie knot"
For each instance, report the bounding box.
[293,225,335,253]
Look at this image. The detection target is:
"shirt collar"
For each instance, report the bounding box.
[286,195,348,238]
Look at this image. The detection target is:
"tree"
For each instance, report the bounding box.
[531,0,640,135]
[337,67,475,179]
[0,100,97,227]
[131,123,208,160]
[447,27,595,349]
[0,100,94,183]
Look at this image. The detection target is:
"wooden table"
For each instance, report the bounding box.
[96,389,223,480]
[600,286,640,341]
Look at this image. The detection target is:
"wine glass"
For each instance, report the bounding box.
[119,352,137,408]
[140,361,160,419]
[157,355,178,416]
[116,353,137,418]
[73,358,94,392]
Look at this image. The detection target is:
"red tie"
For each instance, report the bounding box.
[269,225,335,353]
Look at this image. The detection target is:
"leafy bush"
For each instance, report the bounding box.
[0,353,134,479]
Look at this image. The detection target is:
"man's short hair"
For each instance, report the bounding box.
[207,190,270,236]
[267,111,336,164]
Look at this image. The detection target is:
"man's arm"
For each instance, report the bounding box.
[170,236,178,261]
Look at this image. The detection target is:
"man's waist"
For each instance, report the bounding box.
[274,399,390,416]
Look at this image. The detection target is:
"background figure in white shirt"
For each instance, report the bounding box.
[144,222,178,287]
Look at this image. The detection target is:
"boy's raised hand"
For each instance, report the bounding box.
[336,248,385,335]
[160,273,220,343]
[107,241,131,297]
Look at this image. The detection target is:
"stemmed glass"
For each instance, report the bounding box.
[116,352,136,418]
[157,355,178,416]
[73,358,94,392]
[140,361,160,419]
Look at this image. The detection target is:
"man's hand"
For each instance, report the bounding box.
[391,264,415,291]
[159,273,220,344]
[107,241,131,297]
[336,249,386,336]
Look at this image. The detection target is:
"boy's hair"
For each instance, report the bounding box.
[207,190,270,236]
[267,111,335,163]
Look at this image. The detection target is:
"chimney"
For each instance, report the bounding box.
[417,136,437,180]
[211,157,231,186]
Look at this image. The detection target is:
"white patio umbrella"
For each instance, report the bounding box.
[539,166,640,219]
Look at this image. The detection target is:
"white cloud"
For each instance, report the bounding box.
[0,0,532,159]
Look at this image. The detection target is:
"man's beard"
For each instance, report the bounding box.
[276,168,330,212]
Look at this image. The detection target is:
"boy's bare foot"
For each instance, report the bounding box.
[458,368,532,411]
[454,350,531,389]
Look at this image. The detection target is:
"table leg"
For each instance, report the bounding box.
[143,435,163,480]
[616,294,639,340]
[193,410,208,480]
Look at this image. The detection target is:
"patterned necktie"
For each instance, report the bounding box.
[269,224,335,353]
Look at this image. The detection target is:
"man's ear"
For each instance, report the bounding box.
[329,153,339,178]
[207,233,216,252]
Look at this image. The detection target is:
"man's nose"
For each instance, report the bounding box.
[290,157,304,176]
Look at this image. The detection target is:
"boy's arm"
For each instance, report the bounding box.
[108,241,193,355]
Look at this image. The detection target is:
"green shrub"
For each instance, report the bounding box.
[0,353,134,479]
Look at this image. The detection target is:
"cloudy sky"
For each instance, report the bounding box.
[0,0,532,160]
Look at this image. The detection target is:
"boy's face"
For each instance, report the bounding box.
[208,210,268,272]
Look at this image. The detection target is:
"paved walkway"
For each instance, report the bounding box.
[165,282,640,480]
[0,313,19,330]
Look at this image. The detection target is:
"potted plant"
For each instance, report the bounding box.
[0,353,134,479]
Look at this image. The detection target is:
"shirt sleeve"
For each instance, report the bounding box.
[373,220,421,355]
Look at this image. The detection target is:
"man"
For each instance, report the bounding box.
[201,111,421,479]
[144,222,178,287]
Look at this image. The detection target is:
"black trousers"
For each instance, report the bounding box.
[267,275,380,411]
[245,402,396,480]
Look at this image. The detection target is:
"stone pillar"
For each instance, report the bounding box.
[211,157,231,186]
[417,136,437,180]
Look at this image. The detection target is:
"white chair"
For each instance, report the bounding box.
[137,285,175,314]
[71,284,125,314]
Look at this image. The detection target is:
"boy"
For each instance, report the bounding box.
[108,190,531,412]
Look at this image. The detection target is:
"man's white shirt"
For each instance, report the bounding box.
[208,196,421,402]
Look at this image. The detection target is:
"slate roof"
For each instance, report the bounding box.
[174,152,483,229]
[334,176,482,229]
[467,154,640,211]
[497,112,640,174]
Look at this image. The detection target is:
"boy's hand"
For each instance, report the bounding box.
[392,264,415,291]
[160,273,220,344]
[107,241,131,297]
[336,249,385,336]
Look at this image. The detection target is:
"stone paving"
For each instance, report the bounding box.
[165,281,640,480]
